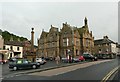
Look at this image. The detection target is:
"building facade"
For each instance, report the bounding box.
[60,22,81,58]
[78,17,94,54]
[3,41,23,59]
[38,17,94,58]
[38,26,60,58]
[22,40,31,57]
[94,36,117,54]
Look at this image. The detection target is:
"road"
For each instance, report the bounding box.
[2,60,87,79]
[2,60,65,77]
[2,58,119,81]
[109,57,120,82]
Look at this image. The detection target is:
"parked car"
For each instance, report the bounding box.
[72,58,80,63]
[36,58,47,65]
[44,57,55,61]
[61,55,73,63]
[79,56,85,61]
[61,58,68,63]
[49,57,55,61]
[82,53,98,61]
[9,59,40,71]
[8,58,17,62]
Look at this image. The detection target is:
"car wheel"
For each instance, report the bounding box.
[13,67,17,71]
[32,65,37,69]
[37,62,40,65]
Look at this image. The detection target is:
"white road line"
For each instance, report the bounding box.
[101,65,120,82]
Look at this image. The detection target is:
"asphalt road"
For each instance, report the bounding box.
[2,60,65,77]
[109,57,120,82]
[2,60,86,79]
[2,58,119,81]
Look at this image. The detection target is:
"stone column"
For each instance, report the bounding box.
[31,28,34,52]
[31,28,35,62]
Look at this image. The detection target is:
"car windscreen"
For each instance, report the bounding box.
[83,54,89,57]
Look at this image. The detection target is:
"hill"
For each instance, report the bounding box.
[0,29,28,42]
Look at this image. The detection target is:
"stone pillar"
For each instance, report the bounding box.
[31,28,35,62]
[31,28,34,52]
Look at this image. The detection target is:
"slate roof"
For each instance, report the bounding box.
[94,38,115,45]
[4,41,23,47]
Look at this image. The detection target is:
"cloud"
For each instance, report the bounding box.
[1,2,118,45]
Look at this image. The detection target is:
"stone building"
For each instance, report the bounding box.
[22,40,31,57]
[38,26,60,58]
[78,17,94,54]
[38,17,94,58]
[60,22,81,58]
[94,36,117,54]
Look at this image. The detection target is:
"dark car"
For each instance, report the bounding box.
[44,57,55,61]
[8,58,17,62]
[82,53,98,61]
[9,59,40,71]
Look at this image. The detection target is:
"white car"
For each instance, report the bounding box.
[36,58,47,65]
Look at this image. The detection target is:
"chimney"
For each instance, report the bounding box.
[103,36,108,39]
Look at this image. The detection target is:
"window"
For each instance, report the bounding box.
[17,47,19,51]
[63,39,67,46]
[86,39,89,47]
[64,32,67,37]
[99,49,101,51]
[7,48,9,50]
[10,53,12,57]
[76,39,79,45]
[3,46,5,49]
[52,42,55,47]
[10,46,13,50]
[17,60,22,64]
[23,60,28,64]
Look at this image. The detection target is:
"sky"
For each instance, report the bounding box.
[0,0,118,45]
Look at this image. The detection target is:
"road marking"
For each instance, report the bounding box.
[101,65,120,82]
